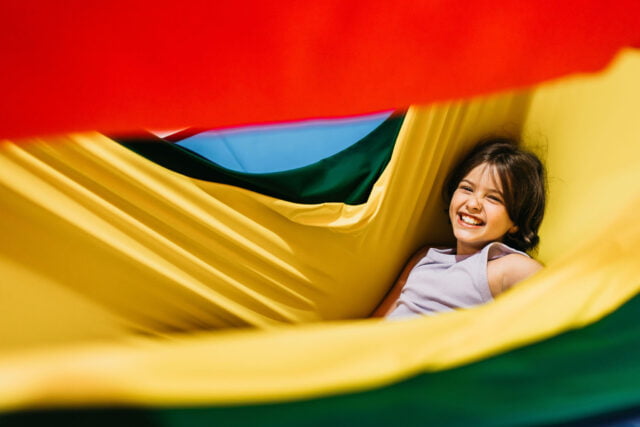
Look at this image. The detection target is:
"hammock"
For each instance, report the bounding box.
[1,49,640,425]
[2,3,640,425]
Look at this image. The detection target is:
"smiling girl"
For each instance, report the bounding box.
[374,138,546,318]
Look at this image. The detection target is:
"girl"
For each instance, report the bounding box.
[374,138,546,318]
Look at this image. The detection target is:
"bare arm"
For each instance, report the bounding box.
[487,254,543,297]
[371,246,430,318]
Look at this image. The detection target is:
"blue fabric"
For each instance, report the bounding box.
[175,112,392,173]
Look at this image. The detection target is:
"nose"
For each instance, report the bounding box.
[466,194,482,211]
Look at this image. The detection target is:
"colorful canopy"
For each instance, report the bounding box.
[2,2,640,426]
[171,112,393,174]
[1,2,639,139]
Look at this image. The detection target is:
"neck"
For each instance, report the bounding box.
[456,243,479,256]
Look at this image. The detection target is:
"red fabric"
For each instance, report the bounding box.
[1,1,639,139]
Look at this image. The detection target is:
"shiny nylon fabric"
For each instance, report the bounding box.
[0,95,528,349]
[112,113,404,205]
[173,112,393,174]
[1,50,640,425]
[2,2,640,139]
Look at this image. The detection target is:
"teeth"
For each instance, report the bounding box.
[461,214,481,225]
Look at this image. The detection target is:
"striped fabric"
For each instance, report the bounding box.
[1,3,640,426]
[1,51,640,426]
[111,113,404,204]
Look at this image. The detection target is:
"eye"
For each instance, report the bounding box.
[488,194,503,203]
[458,184,473,192]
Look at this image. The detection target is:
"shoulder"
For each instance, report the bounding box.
[491,253,542,273]
[370,245,432,317]
[412,246,431,262]
[487,253,543,297]
[403,246,431,271]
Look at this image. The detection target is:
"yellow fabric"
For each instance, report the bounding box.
[0,49,639,411]
[0,93,530,351]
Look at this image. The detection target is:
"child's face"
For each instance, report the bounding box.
[449,163,517,255]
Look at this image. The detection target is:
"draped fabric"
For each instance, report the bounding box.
[1,49,640,426]
[1,2,640,140]
[3,1,640,425]
[0,93,530,348]
[172,112,393,174]
[111,113,405,205]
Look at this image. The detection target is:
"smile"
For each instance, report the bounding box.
[458,213,484,227]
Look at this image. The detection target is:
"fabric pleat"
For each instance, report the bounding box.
[111,113,404,205]
[1,49,640,426]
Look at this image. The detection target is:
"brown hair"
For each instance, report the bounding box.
[443,137,547,252]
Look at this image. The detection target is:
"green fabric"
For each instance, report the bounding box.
[111,114,405,205]
[5,291,640,426]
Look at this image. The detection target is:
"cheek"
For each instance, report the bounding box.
[449,193,463,210]
[489,205,513,226]
[448,197,460,218]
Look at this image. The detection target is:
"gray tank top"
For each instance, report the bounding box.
[386,242,528,319]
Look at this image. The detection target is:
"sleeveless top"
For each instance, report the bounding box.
[386,242,528,319]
